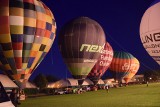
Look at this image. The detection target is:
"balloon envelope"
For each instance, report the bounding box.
[140,0,160,65]
[123,58,140,83]
[0,0,56,82]
[109,51,136,81]
[87,42,113,85]
[58,17,106,84]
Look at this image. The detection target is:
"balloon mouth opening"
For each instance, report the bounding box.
[78,79,84,85]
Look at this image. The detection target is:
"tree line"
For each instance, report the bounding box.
[143,69,160,82]
[32,74,59,89]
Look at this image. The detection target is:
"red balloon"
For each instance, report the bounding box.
[87,42,113,85]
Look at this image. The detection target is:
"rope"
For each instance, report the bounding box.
[50,47,54,65]
[105,31,156,74]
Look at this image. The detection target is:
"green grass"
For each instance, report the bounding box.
[21,83,160,107]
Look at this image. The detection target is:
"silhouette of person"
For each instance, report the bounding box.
[10,88,19,107]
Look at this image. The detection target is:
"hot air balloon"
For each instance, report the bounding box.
[87,42,113,85]
[140,0,160,65]
[109,51,136,83]
[123,57,140,84]
[58,17,106,85]
[0,0,56,85]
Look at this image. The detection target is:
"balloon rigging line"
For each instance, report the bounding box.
[47,0,157,76]
[106,31,156,73]
[42,0,70,80]
[65,68,68,87]
[50,47,54,65]
[106,32,128,52]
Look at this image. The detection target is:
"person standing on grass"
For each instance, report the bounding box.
[147,81,149,87]
[106,85,109,93]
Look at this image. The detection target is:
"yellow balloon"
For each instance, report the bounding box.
[0,0,56,83]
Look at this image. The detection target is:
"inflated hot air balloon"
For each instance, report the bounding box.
[123,57,140,84]
[58,17,106,85]
[109,51,135,82]
[0,0,56,85]
[87,42,113,85]
[140,0,160,65]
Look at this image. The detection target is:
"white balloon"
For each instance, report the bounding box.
[140,1,160,65]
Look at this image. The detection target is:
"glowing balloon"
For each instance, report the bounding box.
[109,51,136,81]
[0,0,56,82]
[58,17,106,85]
[123,57,140,83]
[140,0,160,65]
[87,42,113,85]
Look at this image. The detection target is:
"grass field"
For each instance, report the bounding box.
[20,83,160,107]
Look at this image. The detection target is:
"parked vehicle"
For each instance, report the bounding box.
[54,89,66,95]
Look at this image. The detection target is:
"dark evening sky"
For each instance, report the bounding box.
[29,0,160,80]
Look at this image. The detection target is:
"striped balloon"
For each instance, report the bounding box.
[58,17,106,85]
[0,0,56,82]
[109,51,136,81]
[87,42,113,85]
[123,58,140,83]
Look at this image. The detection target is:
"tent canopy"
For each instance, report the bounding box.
[97,79,105,85]
[21,80,37,89]
[0,74,18,88]
[48,78,94,88]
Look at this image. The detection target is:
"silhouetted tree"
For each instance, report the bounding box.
[33,73,48,89]
[46,75,58,83]
[144,70,160,82]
